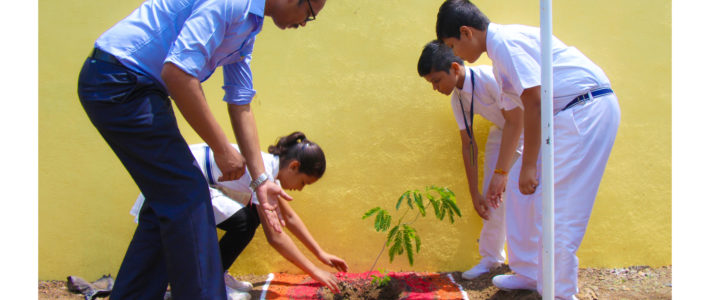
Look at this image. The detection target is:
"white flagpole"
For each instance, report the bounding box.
[540,0,555,299]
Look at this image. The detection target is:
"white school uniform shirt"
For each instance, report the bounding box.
[130,143,280,224]
[451,65,515,129]
[451,65,523,153]
[485,23,611,114]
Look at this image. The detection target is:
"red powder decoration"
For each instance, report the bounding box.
[260,271,466,299]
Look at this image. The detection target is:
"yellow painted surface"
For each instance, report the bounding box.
[39,0,671,279]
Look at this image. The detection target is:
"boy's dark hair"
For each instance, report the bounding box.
[417,40,464,77]
[436,0,490,40]
[268,131,326,178]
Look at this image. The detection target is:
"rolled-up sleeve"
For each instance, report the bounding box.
[164,0,246,77]
[165,50,209,78]
[222,38,256,105]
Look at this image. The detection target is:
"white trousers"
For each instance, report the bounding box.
[505,149,539,280]
[477,126,522,267]
[506,93,621,299]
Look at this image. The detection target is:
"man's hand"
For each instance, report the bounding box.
[256,180,293,233]
[486,173,507,209]
[519,164,539,195]
[318,252,349,273]
[472,192,489,220]
[212,146,246,182]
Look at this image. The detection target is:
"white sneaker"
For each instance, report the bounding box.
[492,274,536,291]
[226,285,251,300]
[224,272,253,292]
[462,262,495,280]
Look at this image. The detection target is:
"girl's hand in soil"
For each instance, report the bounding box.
[318,252,349,272]
[312,269,340,294]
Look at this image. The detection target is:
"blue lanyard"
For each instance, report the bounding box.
[458,69,475,144]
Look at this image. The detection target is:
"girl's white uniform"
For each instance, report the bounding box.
[486,22,621,299]
[451,65,526,269]
[131,144,280,224]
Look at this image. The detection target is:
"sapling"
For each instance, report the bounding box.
[363,185,462,284]
[370,268,392,288]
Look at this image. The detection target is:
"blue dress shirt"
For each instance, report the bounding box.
[95,0,265,105]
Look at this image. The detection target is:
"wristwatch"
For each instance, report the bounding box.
[249,172,269,191]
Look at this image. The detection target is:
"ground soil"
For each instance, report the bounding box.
[38,265,671,299]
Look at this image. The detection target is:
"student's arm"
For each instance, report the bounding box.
[519,86,541,195]
[228,104,292,233]
[161,63,245,181]
[257,206,340,293]
[460,130,489,220]
[485,107,524,208]
[279,198,349,272]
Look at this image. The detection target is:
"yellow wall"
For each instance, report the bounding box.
[39,0,671,279]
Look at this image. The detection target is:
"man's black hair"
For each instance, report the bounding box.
[436,0,490,40]
[417,40,464,77]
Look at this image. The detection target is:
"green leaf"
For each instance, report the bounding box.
[396,191,409,210]
[382,275,391,286]
[402,225,421,253]
[414,231,421,252]
[375,210,384,231]
[428,185,443,195]
[449,199,462,217]
[438,199,451,223]
[389,232,402,262]
[406,193,414,209]
[436,201,446,220]
[362,207,381,219]
[442,197,462,220]
[444,187,456,198]
[404,229,414,266]
[386,225,400,246]
[429,196,442,219]
[382,213,392,232]
[388,245,397,262]
[413,192,426,216]
[377,210,392,232]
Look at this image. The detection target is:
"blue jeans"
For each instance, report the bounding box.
[78,56,226,300]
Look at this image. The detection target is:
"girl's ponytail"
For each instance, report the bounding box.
[268,131,326,178]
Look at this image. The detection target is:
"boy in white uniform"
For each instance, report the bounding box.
[436,1,621,299]
[417,40,526,279]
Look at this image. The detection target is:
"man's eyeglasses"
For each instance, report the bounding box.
[304,0,316,23]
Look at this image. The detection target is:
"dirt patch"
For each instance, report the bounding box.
[38,265,671,299]
[318,277,406,300]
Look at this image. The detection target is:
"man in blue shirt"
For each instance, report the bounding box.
[77,0,327,299]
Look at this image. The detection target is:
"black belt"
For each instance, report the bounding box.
[90,48,120,65]
[562,88,614,111]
